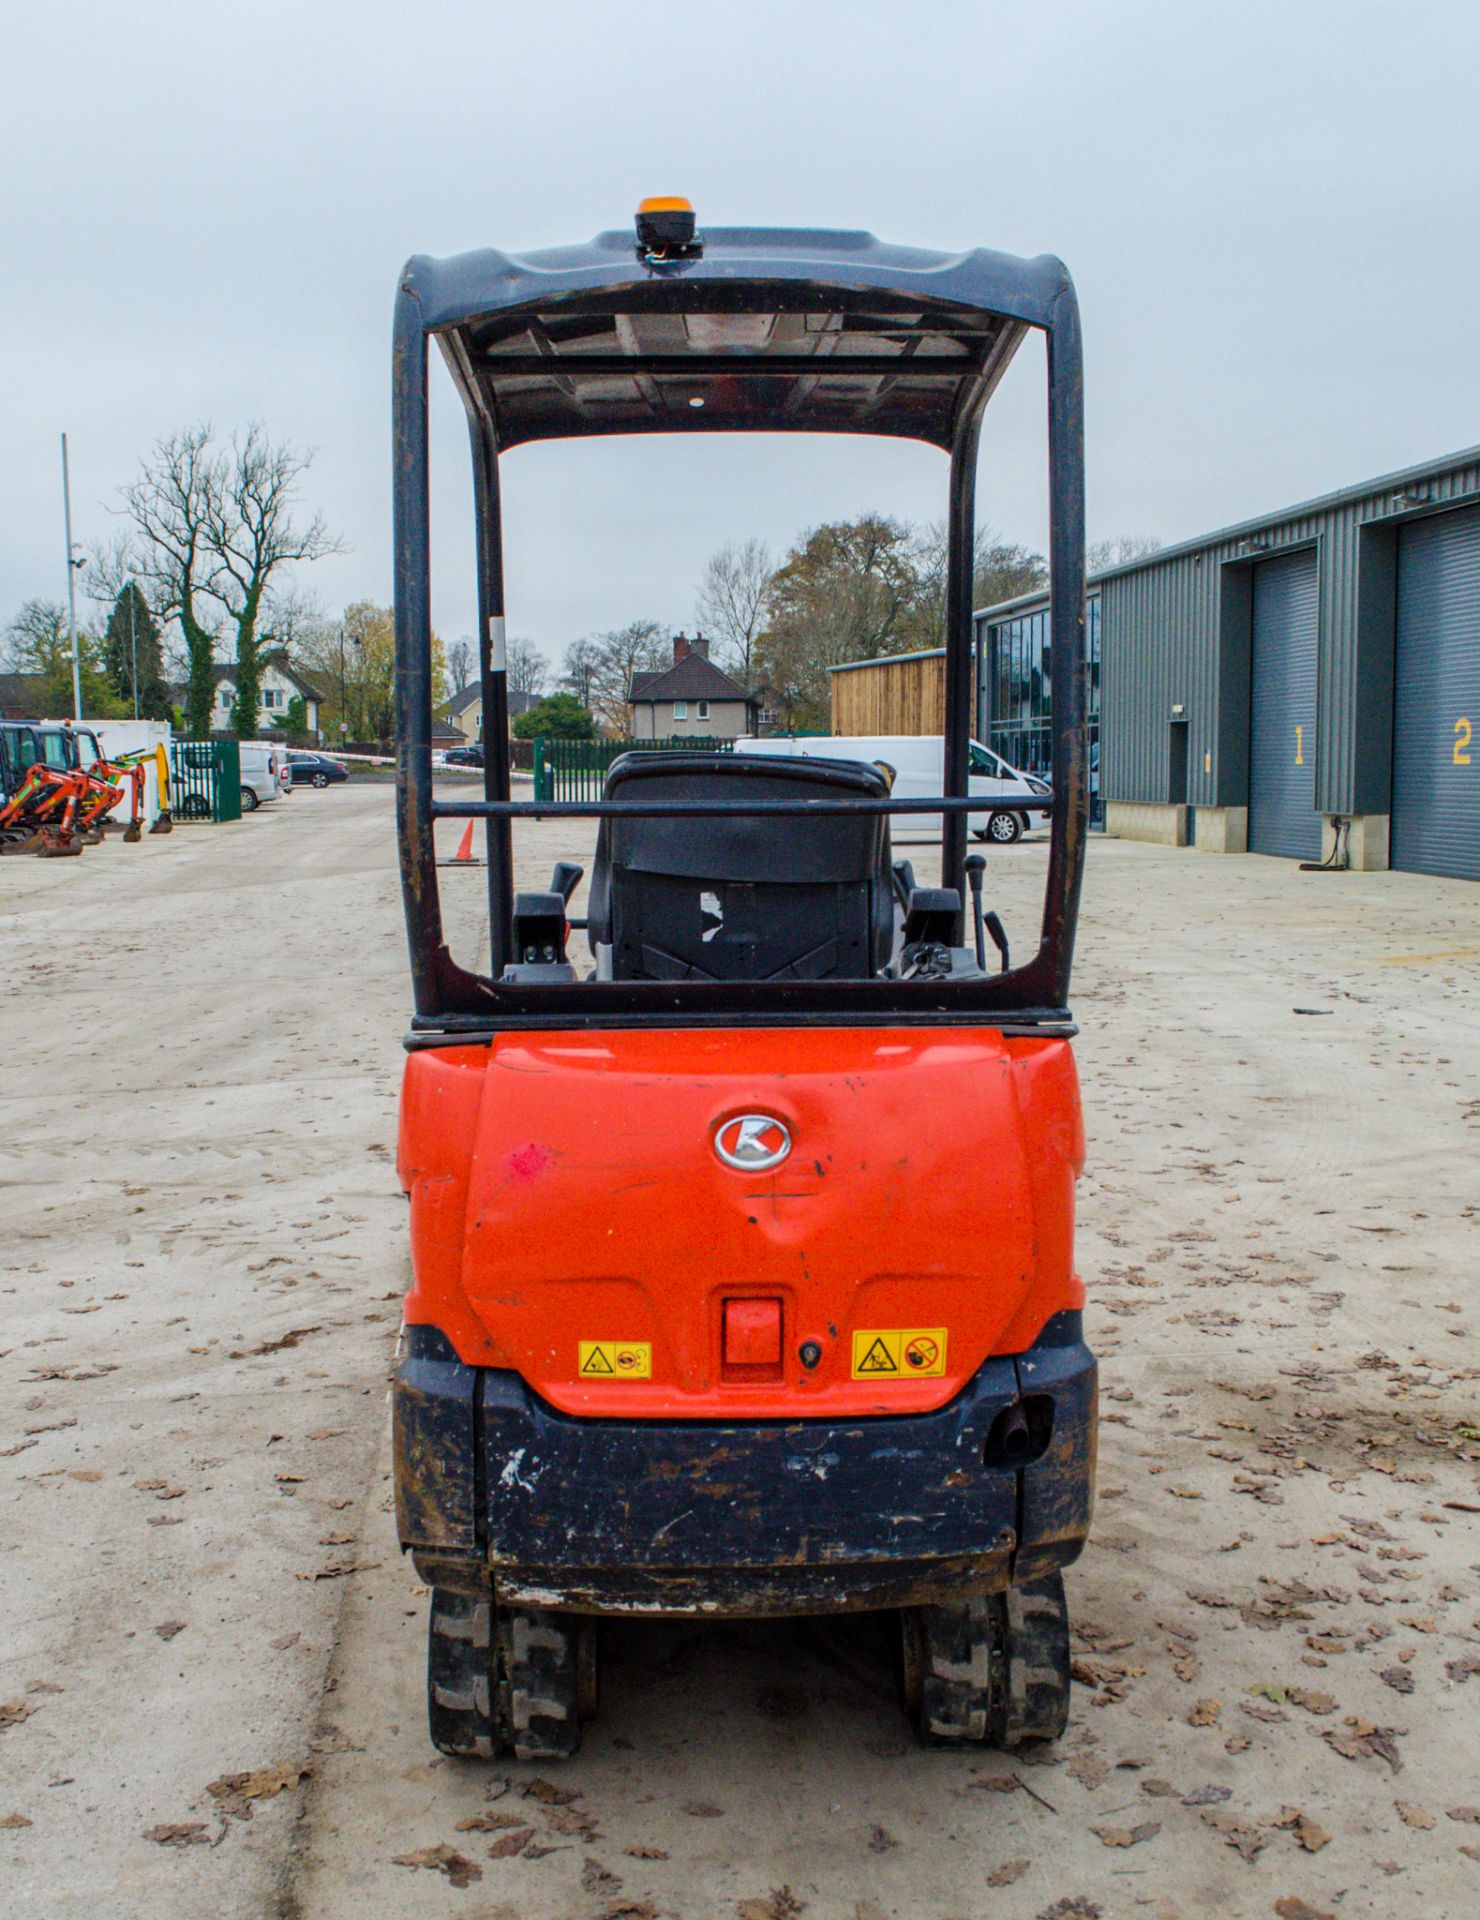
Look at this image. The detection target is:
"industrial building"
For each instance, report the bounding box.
[831,444,1479,879]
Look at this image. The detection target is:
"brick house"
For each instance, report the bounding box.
[628,634,757,740]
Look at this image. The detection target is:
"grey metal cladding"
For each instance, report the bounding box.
[1249,551,1322,860]
[1391,504,1480,880]
[979,444,1480,824]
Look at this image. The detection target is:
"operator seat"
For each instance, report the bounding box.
[587,752,896,981]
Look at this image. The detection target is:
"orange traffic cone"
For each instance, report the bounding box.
[453,819,475,863]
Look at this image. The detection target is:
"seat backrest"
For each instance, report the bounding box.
[587,751,896,981]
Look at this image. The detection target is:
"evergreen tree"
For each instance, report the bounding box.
[102,583,171,719]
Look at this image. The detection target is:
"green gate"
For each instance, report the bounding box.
[169,738,243,823]
[533,735,733,804]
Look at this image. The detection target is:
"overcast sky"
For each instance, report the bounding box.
[3,1,1477,673]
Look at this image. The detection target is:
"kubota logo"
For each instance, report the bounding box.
[714,1113,792,1172]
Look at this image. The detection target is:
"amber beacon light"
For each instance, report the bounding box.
[635,195,701,259]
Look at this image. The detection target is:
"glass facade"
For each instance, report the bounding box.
[981,594,1101,824]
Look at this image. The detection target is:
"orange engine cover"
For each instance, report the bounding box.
[398,1027,1085,1419]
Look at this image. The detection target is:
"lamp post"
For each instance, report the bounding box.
[61,433,84,721]
[338,622,362,744]
[129,588,139,720]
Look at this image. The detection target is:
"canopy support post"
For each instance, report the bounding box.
[469,415,513,978]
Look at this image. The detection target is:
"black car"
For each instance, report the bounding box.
[287,752,349,789]
[443,743,484,768]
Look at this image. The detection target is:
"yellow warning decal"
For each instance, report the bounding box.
[851,1328,948,1379]
[578,1340,652,1380]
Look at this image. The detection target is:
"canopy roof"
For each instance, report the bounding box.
[402,226,1070,450]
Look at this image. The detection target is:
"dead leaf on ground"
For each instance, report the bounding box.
[1181,1785,1232,1807]
[1323,1719,1404,1770]
[524,1777,580,1806]
[455,1810,527,1833]
[987,1857,1030,1885]
[143,1822,210,1847]
[582,1857,622,1895]
[154,1621,186,1641]
[1446,1806,1480,1824]
[1272,1808,1330,1852]
[392,1843,482,1886]
[625,1844,669,1859]
[229,1325,324,1359]
[269,1632,300,1651]
[1188,1697,1221,1726]
[1273,1900,1335,1920]
[867,1823,898,1852]
[544,1805,600,1838]
[1395,1800,1436,1829]
[1379,1666,1415,1694]
[602,1903,658,1920]
[1034,1900,1102,1920]
[1204,1809,1266,1860]
[1091,1821,1159,1848]
[738,1892,806,1920]
[0,1702,35,1730]
[970,1771,1019,1793]
[206,1761,311,1819]
[683,1799,725,1818]
[486,1828,532,1858]
[0,1812,33,1828]
[1067,1751,1109,1789]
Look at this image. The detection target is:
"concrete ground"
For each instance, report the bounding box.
[1,781,1476,1920]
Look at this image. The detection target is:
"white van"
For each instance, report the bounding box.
[734,734,1051,843]
[238,742,288,811]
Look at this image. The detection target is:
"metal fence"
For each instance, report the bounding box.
[532,736,734,804]
[169,738,242,823]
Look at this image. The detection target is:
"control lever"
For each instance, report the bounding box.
[550,860,584,904]
[964,854,988,970]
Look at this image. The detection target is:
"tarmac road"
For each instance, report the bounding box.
[2,782,1477,1920]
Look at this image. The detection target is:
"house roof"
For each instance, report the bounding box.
[175,662,327,702]
[629,653,751,704]
[0,673,49,718]
[442,681,537,718]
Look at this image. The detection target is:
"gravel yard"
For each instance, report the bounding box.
[2,781,1476,1920]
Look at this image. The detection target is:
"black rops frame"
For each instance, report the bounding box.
[393,225,1087,1036]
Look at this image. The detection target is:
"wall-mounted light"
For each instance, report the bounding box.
[1391,489,1429,509]
[1171,702,1186,717]
[1237,538,1268,556]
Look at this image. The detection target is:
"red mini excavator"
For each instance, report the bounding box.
[391,202,1095,1760]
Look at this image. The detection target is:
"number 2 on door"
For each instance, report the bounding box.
[1456,717,1473,766]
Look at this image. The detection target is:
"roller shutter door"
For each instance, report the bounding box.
[1392,505,1480,881]
[1249,550,1321,860]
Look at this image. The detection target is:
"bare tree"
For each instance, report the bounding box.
[911,522,1049,638]
[2,600,121,716]
[560,635,602,710]
[587,619,668,733]
[115,424,342,738]
[446,635,475,695]
[505,634,550,701]
[202,426,345,737]
[1088,533,1162,572]
[695,538,773,684]
[117,427,222,736]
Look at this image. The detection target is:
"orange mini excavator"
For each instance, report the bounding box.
[391,203,1095,1760]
